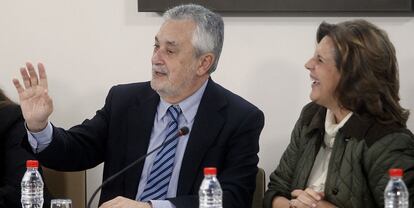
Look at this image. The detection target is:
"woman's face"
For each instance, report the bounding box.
[305,36,341,109]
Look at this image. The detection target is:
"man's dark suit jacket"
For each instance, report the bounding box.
[33,79,265,208]
[0,104,51,208]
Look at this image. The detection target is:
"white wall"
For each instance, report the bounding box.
[1,0,413,207]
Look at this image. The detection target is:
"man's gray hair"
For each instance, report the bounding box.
[163,4,224,73]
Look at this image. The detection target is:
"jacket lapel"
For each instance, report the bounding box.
[123,91,159,199]
[176,79,226,195]
[295,104,325,189]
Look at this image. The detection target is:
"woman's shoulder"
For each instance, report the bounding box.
[296,102,326,130]
[0,104,23,135]
[361,117,413,148]
[376,127,414,147]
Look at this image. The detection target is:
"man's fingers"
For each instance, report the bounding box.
[98,196,146,208]
[99,196,120,208]
[20,67,31,89]
[38,63,48,89]
[12,79,24,94]
[99,200,111,208]
[26,62,39,86]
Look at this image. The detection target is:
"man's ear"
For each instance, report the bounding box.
[196,53,214,76]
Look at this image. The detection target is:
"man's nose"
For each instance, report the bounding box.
[152,50,164,65]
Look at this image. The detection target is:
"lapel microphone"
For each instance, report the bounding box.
[87,126,190,208]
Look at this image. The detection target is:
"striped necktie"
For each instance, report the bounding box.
[140,105,181,201]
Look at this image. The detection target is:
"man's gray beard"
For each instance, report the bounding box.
[150,79,179,99]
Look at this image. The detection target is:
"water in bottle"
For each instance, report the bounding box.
[199,167,223,208]
[21,160,44,208]
[384,168,409,208]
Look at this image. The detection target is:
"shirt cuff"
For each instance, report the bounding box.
[26,122,53,153]
[150,200,175,208]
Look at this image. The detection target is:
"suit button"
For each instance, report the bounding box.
[332,188,339,195]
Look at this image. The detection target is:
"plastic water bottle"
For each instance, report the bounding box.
[199,167,222,208]
[21,160,44,208]
[384,168,409,208]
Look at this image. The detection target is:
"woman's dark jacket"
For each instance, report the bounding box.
[0,104,51,208]
[264,102,414,208]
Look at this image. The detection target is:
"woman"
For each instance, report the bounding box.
[264,20,414,208]
[0,89,51,208]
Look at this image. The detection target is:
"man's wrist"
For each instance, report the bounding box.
[27,121,48,133]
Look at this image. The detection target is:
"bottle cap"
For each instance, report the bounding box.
[389,168,403,177]
[26,160,39,168]
[204,167,217,175]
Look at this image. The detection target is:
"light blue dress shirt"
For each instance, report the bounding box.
[27,80,208,208]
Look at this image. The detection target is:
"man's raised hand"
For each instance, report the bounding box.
[13,62,53,132]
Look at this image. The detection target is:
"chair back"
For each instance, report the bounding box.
[252,167,266,208]
[42,167,86,208]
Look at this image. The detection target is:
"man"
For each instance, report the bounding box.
[13,4,264,208]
